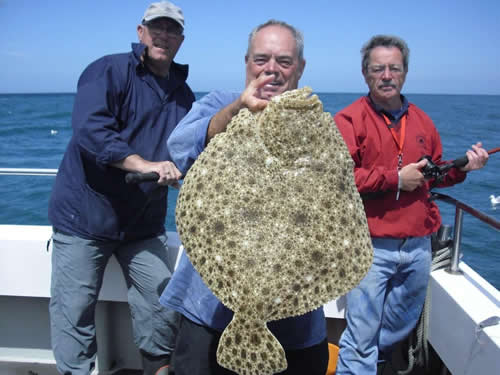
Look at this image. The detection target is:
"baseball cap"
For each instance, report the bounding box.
[142,1,184,29]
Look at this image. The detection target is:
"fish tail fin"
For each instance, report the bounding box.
[216,313,287,375]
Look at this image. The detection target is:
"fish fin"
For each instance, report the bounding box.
[216,313,287,375]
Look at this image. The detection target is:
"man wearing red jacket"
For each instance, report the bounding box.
[334,35,488,374]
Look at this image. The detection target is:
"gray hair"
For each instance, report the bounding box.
[246,19,304,62]
[361,35,410,73]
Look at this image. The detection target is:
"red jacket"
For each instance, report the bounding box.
[334,96,466,238]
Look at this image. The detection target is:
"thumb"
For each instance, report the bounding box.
[416,158,428,168]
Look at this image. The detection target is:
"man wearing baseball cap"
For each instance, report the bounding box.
[48,2,194,374]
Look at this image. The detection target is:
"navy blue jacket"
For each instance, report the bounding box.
[49,43,194,241]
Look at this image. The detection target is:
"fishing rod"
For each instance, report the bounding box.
[421,146,499,181]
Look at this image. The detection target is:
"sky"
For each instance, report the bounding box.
[0,0,499,95]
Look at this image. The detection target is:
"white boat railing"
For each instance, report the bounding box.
[0,168,58,176]
[431,192,500,274]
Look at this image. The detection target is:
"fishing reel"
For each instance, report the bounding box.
[419,155,469,181]
[419,154,469,183]
[419,155,444,179]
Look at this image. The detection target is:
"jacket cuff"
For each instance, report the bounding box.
[447,167,467,183]
[387,169,400,190]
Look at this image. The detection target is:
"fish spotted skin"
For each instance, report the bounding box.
[176,87,373,375]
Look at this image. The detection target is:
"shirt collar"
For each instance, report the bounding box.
[366,93,409,122]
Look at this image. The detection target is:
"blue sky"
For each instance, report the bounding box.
[1,0,499,95]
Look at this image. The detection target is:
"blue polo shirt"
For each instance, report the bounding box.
[160,90,326,350]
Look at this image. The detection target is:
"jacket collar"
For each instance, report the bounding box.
[366,93,409,122]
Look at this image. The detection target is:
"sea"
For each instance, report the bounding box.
[0,92,499,290]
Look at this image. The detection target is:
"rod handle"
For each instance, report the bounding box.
[125,172,159,184]
[453,155,469,169]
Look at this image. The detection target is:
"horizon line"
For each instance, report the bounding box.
[1,91,499,97]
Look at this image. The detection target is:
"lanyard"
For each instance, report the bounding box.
[382,113,406,170]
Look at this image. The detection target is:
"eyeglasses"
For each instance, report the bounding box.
[367,64,404,76]
[143,21,183,38]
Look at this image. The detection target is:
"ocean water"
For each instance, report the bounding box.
[0,92,499,289]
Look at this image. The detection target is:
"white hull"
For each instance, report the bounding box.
[1,224,499,374]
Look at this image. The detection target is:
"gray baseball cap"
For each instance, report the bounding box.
[142,1,184,29]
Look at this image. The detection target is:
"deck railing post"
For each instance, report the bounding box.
[447,206,464,275]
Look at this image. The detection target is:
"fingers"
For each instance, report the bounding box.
[399,161,426,191]
[148,161,182,186]
[163,162,182,180]
[241,74,275,112]
[462,142,489,171]
[416,158,428,168]
[244,96,268,112]
[163,163,182,186]
[471,143,489,159]
[248,73,275,91]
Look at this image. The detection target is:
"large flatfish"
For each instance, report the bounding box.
[175,87,373,375]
